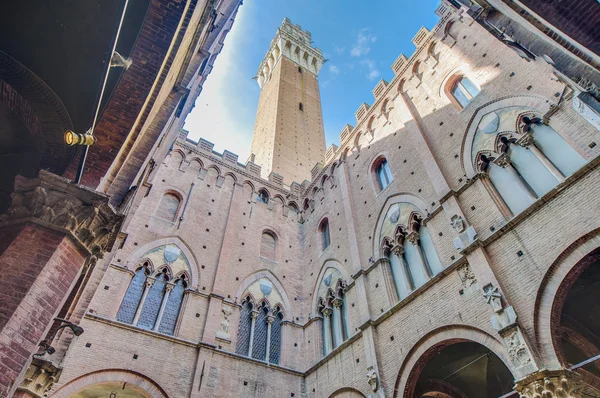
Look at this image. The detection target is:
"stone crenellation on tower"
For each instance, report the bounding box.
[10,1,600,397]
[250,18,326,184]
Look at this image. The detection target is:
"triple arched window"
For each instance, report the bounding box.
[382,212,443,301]
[235,298,283,364]
[475,113,586,217]
[116,261,187,336]
[318,278,349,355]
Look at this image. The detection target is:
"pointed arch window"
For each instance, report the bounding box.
[318,280,349,356]
[320,218,331,250]
[116,266,187,336]
[156,192,181,222]
[477,115,586,217]
[260,230,277,261]
[374,157,393,191]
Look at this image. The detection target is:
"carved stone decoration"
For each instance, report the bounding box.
[504,329,532,369]
[406,232,420,246]
[457,264,477,290]
[16,357,62,397]
[391,244,404,256]
[482,283,503,313]
[217,305,233,339]
[578,77,600,100]
[367,366,378,392]
[450,214,466,233]
[494,154,512,168]
[515,369,596,398]
[0,170,123,257]
[517,133,535,148]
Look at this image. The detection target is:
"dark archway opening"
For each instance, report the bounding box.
[558,257,600,376]
[414,342,514,398]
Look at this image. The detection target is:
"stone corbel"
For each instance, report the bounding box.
[16,357,61,397]
[482,283,538,378]
[0,170,123,257]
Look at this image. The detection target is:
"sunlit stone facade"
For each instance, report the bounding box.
[37,1,600,397]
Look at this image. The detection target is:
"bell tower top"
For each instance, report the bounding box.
[255,18,325,88]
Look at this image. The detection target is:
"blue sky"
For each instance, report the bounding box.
[184,0,441,161]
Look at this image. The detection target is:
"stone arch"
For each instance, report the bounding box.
[223,171,238,183]
[311,259,352,315]
[328,387,366,398]
[372,193,429,257]
[125,236,200,289]
[397,78,407,94]
[461,95,552,177]
[188,157,203,171]
[50,369,169,398]
[533,227,600,369]
[394,325,512,398]
[234,269,293,321]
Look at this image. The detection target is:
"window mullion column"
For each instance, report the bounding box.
[332,299,344,347]
[133,277,155,326]
[153,282,175,331]
[248,310,259,357]
[518,135,565,182]
[322,308,334,355]
[407,232,432,278]
[265,314,275,362]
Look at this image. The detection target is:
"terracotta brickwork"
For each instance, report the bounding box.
[41,1,600,398]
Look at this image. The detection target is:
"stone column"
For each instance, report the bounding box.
[265,314,275,362]
[322,308,334,355]
[247,310,259,357]
[392,245,415,293]
[0,171,122,397]
[133,277,155,326]
[518,134,565,182]
[153,282,175,331]
[332,299,344,348]
[407,232,432,278]
[496,154,538,201]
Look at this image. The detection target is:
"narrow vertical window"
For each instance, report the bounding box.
[320,219,331,250]
[235,299,253,356]
[260,231,277,261]
[156,193,180,222]
[376,158,393,190]
[117,266,149,324]
[257,189,269,204]
[299,102,304,111]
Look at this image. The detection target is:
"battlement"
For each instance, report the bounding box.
[177,133,309,194]
[255,18,325,88]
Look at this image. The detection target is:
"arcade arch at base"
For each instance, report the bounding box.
[534,231,600,377]
[329,387,367,398]
[50,370,168,398]
[395,326,514,398]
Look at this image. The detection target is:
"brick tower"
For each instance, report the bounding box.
[250,18,326,184]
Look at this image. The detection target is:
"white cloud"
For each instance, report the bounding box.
[334,46,346,55]
[328,64,340,74]
[360,59,380,81]
[350,28,377,57]
[183,3,256,161]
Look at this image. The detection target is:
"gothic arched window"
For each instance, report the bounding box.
[156,192,181,222]
[260,231,277,261]
[374,157,393,191]
[381,205,445,301]
[448,75,479,109]
[320,218,331,250]
[318,279,349,356]
[116,245,191,336]
[473,113,586,217]
[235,297,284,364]
[116,264,150,324]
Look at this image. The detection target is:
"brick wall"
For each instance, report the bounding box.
[0,223,86,396]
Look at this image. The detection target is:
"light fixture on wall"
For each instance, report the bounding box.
[64,130,96,146]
